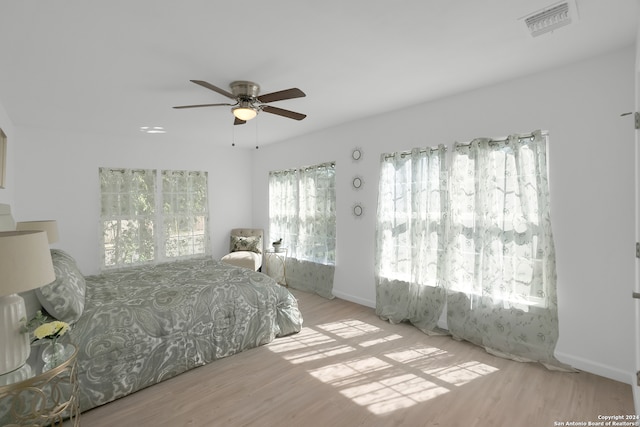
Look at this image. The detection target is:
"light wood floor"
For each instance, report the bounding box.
[81,289,634,427]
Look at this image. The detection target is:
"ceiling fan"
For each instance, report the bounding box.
[173,80,307,125]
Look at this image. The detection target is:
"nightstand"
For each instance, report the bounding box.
[0,342,80,426]
[265,247,288,286]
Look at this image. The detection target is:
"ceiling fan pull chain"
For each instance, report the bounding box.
[255,117,259,150]
[231,122,236,147]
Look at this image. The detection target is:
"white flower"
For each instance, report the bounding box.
[33,321,70,341]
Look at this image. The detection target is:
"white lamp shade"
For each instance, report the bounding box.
[0,230,55,297]
[16,220,59,244]
[0,230,55,374]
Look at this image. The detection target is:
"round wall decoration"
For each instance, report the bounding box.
[352,176,363,190]
[351,148,363,161]
[353,203,364,217]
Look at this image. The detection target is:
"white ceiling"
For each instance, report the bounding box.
[0,1,637,147]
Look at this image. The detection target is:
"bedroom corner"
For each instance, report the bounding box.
[0,98,15,207]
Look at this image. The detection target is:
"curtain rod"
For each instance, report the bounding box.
[382,130,547,160]
[101,168,154,174]
[455,130,547,148]
[383,145,446,160]
[270,161,335,175]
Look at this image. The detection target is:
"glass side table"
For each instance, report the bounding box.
[0,342,80,427]
[265,247,288,286]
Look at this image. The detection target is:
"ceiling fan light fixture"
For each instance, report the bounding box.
[232,104,258,121]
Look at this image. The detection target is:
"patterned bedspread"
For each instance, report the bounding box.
[70,257,302,411]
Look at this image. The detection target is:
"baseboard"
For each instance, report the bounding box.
[555,351,633,384]
[332,290,375,309]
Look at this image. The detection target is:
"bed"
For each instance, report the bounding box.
[70,253,302,411]
[0,205,303,415]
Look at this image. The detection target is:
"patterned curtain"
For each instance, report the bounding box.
[99,168,156,268]
[268,168,299,257]
[445,131,566,368]
[161,170,210,259]
[374,131,567,369]
[297,162,336,264]
[374,146,448,333]
[269,162,336,298]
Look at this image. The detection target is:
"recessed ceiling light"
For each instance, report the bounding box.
[140,126,166,134]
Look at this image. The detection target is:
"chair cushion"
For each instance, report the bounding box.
[221,251,262,271]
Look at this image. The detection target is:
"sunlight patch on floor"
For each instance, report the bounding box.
[267,327,335,353]
[359,334,403,348]
[422,360,500,386]
[269,319,501,416]
[309,357,450,415]
[268,327,357,363]
[317,319,381,339]
[386,346,499,386]
[283,344,356,364]
[340,373,449,415]
[384,346,448,364]
[309,356,392,387]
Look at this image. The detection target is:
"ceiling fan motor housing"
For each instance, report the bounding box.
[230,81,260,99]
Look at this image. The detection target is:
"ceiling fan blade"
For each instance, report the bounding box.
[173,103,232,109]
[262,105,306,121]
[234,117,246,125]
[190,80,235,99]
[257,88,306,104]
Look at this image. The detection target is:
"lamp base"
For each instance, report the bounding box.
[0,293,30,375]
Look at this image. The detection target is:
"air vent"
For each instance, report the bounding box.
[523,1,577,37]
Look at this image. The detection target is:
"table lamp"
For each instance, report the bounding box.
[0,230,55,375]
[16,220,59,244]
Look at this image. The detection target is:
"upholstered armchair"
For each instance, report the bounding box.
[220,228,264,271]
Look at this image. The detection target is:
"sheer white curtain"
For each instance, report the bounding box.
[269,162,336,298]
[161,170,210,259]
[374,146,448,333]
[269,168,300,257]
[374,131,568,368]
[100,168,156,268]
[445,131,566,367]
[298,163,336,264]
[100,168,210,269]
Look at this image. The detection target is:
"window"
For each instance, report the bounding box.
[161,170,208,258]
[376,132,554,310]
[375,147,448,287]
[99,168,209,269]
[446,137,551,309]
[374,131,561,367]
[268,161,336,265]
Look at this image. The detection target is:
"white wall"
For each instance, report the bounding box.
[252,46,637,384]
[6,45,635,385]
[13,128,254,275]
[0,100,16,207]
